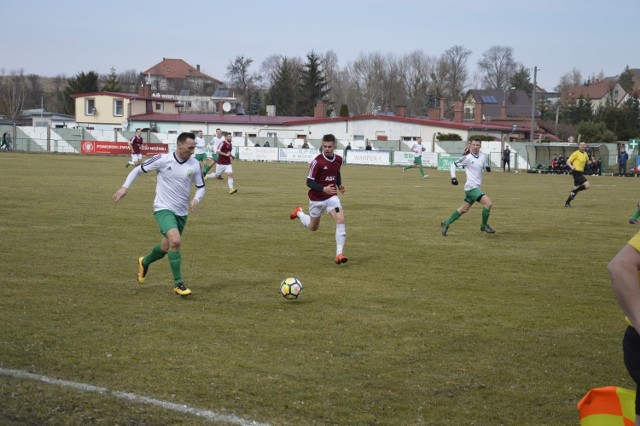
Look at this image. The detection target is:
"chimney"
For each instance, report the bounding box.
[499,104,507,120]
[439,98,446,120]
[395,105,406,117]
[197,64,200,71]
[266,105,276,117]
[138,84,152,97]
[475,101,484,124]
[217,102,224,115]
[314,101,326,118]
[427,107,440,120]
[454,101,464,122]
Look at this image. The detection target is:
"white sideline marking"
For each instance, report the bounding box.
[0,367,268,425]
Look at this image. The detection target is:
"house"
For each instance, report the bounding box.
[71,84,178,130]
[564,80,629,110]
[17,108,75,128]
[142,58,222,96]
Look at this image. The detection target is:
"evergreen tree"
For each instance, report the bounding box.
[618,66,635,94]
[509,66,533,96]
[339,104,349,117]
[576,120,617,143]
[101,67,121,92]
[300,51,330,116]
[268,58,302,116]
[247,90,263,115]
[63,71,99,114]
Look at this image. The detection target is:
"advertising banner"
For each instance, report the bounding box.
[394,152,438,167]
[81,141,168,155]
[278,148,318,163]
[237,147,279,162]
[346,150,390,166]
[438,155,464,171]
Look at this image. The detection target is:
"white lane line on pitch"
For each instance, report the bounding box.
[0,367,269,426]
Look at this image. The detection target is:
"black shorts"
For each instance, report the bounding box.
[572,171,588,186]
[623,326,640,413]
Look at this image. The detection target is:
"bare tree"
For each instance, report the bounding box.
[0,68,28,120]
[477,45,519,91]
[226,55,262,108]
[399,50,436,115]
[555,68,583,94]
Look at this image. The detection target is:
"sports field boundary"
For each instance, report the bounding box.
[0,367,269,425]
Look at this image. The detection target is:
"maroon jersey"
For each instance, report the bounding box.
[307,153,343,201]
[130,135,143,154]
[217,140,233,165]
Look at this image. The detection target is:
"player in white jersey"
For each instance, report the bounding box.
[112,132,205,296]
[194,130,207,173]
[440,138,495,236]
[402,137,428,178]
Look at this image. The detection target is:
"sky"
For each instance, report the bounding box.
[1,0,638,91]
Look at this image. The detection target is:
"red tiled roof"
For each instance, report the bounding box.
[70,91,177,101]
[129,112,517,132]
[567,81,617,100]
[142,58,222,83]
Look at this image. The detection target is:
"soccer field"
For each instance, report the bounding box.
[0,152,636,424]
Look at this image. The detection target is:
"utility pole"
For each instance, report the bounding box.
[530,66,539,143]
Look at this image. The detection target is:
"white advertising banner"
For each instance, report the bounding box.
[237,147,279,162]
[278,148,318,163]
[392,151,438,167]
[346,150,390,166]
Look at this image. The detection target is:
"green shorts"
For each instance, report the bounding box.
[195,153,206,162]
[154,209,187,236]
[463,187,484,205]
[413,156,423,166]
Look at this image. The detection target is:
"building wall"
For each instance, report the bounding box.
[75,95,130,125]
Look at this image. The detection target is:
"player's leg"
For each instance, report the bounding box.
[441,199,471,236]
[156,210,190,295]
[329,204,347,264]
[226,167,237,194]
[127,153,137,167]
[630,203,640,225]
[478,194,495,233]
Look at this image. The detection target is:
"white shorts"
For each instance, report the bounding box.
[130,153,142,162]
[309,196,342,218]
[215,163,233,175]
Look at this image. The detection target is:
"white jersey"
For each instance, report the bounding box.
[452,151,488,191]
[194,136,206,155]
[140,153,205,216]
[210,136,225,154]
[411,143,425,158]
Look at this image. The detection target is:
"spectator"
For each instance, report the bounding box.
[365,140,372,150]
[287,142,293,148]
[502,145,511,172]
[1,132,12,151]
[346,142,352,150]
[302,140,309,149]
[619,146,630,176]
[264,141,270,147]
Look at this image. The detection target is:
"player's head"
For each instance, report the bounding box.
[135,128,142,135]
[176,132,196,160]
[322,134,337,156]
[216,128,222,136]
[225,132,232,141]
[578,141,587,152]
[197,130,203,137]
[470,138,481,155]
[417,137,422,143]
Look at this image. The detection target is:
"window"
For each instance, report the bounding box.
[86,99,96,115]
[353,135,365,141]
[113,99,123,117]
[233,132,243,137]
[155,102,163,112]
[185,101,192,108]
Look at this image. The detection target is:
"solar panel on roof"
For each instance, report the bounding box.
[480,95,498,104]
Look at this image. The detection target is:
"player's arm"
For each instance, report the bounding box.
[112,166,144,202]
[190,186,205,212]
[450,161,460,185]
[610,244,640,330]
[336,171,345,194]
[484,155,491,172]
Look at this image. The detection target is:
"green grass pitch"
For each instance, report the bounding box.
[0,152,637,424]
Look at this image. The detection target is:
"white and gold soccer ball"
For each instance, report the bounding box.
[280,277,303,300]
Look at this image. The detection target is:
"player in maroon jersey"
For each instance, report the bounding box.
[126,128,144,168]
[290,134,348,264]
[204,132,237,194]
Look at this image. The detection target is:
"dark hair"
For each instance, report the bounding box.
[177,132,195,143]
[322,134,336,143]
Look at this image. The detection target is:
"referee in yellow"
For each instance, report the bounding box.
[564,141,592,207]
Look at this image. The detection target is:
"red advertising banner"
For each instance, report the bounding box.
[81,140,169,155]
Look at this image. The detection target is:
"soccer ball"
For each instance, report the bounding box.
[280,277,303,300]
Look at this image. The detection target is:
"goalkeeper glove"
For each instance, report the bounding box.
[451,177,459,185]
[485,166,491,172]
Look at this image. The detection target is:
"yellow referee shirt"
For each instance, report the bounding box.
[568,149,589,172]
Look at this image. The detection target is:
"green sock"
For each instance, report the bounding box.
[168,250,182,286]
[403,165,412,171]
[203,165,211,174]
[419,167,425,177]
[482,208,491,227]
[143,244,166,267]
[445,210,461,226]
[633,209,640,221]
